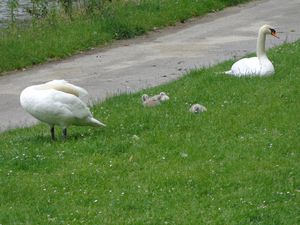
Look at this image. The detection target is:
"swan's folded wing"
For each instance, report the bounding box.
[230,57,261,76]
[30,89,92,123]
[45,80,89,103]
[51,90,92,120]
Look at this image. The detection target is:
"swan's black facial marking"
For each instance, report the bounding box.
[270,28,276,34]
[269,27,279,39]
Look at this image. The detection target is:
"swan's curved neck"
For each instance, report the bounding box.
[257,29,267,59]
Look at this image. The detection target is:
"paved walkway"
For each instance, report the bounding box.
[1,0,300,131]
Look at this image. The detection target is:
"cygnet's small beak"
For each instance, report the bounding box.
[271,31,280,39]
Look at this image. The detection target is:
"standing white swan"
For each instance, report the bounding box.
[225,24,279,76]
[20,80,105,140]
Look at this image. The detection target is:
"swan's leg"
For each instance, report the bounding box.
[50,125,55,140]
[63,128,67,139]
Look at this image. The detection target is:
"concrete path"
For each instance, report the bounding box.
[1,0,300,132]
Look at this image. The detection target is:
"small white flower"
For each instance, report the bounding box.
[132,135,140,141]
[180,152,188,158]
[269,143,273,148]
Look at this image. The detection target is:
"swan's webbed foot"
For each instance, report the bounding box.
[50,125,55,141]
[63,128,67,139]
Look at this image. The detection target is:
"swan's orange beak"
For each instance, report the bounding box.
[271,31,280,39]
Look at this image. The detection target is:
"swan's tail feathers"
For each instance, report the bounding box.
[89,117,106,127]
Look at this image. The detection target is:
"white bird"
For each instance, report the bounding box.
[225,24,279,76]
[20,80,105,140]
[189,104,207,113]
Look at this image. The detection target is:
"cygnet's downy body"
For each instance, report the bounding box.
[141,92,169,107]
[189,104,207,113]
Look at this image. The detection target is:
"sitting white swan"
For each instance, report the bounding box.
[225,24,279,76]
[20,80,105,140]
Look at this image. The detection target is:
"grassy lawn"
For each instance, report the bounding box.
[0,0,250,74]
[0,40,299,224]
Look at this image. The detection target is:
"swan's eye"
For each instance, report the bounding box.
[270,28,276,34]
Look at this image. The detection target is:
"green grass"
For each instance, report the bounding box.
[0,0,250,74]
[0,41,299,224]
